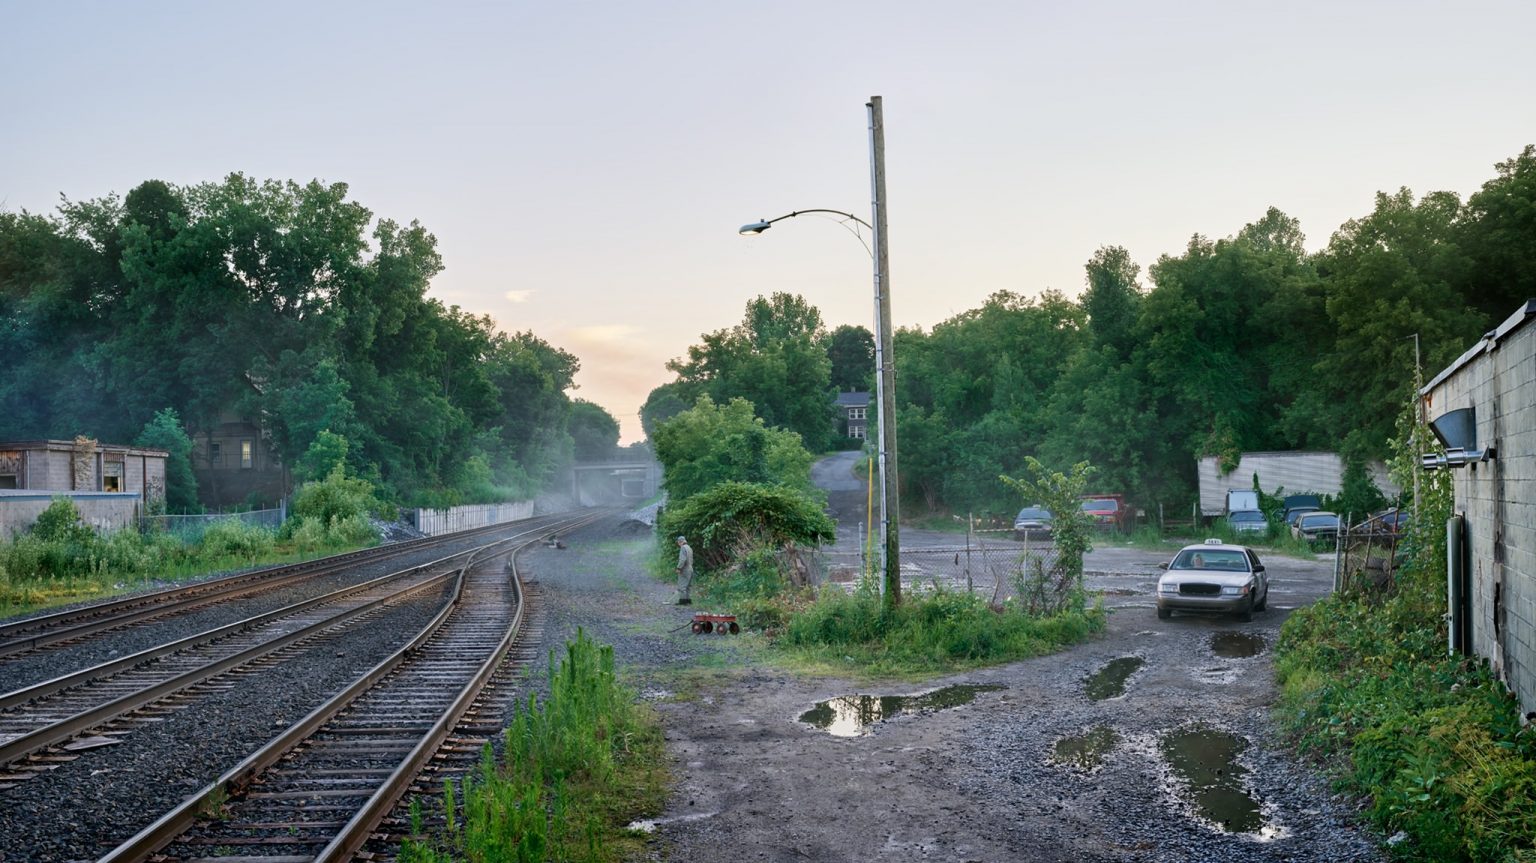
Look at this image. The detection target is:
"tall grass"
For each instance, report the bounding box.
[399,631,666,863]
[0,499,376,617]
[779,582,1105,676]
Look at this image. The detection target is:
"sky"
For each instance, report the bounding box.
[4,1,1533,443]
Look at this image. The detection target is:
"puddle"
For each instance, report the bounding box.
[1210,632,1266,658]
[799,684,1004,737]
[1159,725,1266,833]
[1051,725,1120,771]
[1083,656,1145,700]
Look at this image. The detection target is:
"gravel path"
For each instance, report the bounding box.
[514,484,1385,862]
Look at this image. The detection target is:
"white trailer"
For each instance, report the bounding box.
[1197,451,1400,518]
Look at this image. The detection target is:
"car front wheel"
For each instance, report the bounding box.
[1254,587,1267,612]
[1156,606,1171,620]
[1237,599,1254,623]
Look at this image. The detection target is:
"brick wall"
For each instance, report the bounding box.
[1426,310,1536,716]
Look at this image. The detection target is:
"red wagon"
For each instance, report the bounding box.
[690,613,740,635]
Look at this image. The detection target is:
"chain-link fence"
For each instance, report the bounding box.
[141,506,286,543]
[1336,512,1404,592]
[807,535,1068,609]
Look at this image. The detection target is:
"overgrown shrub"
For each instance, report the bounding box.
[200,519,277,559]
[656,481,834,572]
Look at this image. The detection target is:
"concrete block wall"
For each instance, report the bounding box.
[0,491,143,539]
[1428,314,1536,717]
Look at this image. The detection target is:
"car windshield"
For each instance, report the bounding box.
[1081,499,1118,513]
[1016,508,1051,520]
[1230,511,1263,522]
[1300,514,1338,529]
[1171,549,1249,572]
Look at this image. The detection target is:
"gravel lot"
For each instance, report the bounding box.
[514,455,1385,863]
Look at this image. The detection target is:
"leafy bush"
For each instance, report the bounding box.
[656,481,834,572]
[291,464,379,526]
[200,518,277,559]
[31,498,93,544]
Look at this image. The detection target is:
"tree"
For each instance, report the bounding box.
[1458,145,1536,319]
[666,293,833,451]
[825,324,874,393]
[652,395,814,502]
[135,408,200,512]
[568,400,620,460]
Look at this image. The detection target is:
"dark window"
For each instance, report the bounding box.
[210,442,222,466]
[0,475,16,489]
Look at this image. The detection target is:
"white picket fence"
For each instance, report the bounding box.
[412,501,535,536]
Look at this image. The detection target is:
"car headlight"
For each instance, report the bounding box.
[1221,583,1252,596]
[1159,582,1178,593]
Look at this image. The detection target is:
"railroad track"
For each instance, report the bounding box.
[95,509,600,863]
[0,516,565,663]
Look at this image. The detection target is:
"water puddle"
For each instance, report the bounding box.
[1083,656,1145,700]
[799,684,1004,737]
[1211,632,1266,658]
[1159,725,1268,834]
[1051,725,1120,771]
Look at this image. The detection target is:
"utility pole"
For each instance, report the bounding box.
[867,95,900,607]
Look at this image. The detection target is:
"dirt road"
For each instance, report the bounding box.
[518,461,1383,862]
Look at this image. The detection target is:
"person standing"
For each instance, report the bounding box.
[675,535,694,605]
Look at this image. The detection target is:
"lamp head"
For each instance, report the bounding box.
[738,220,772,235]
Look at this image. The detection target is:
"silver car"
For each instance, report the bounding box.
[1156,539,1269,622]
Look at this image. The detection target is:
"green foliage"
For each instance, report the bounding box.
[134,407,200,512]
[656,481,834,572]
[31,498,92,544]
[290,464,378,527]
[398,631,666,862]
[568,400,620,461]
[198,518,277,559]
[780,583,1105,675]
[296,430,352,483]
[661,292,834,451]
[652,395,814,501]
[1000,458,1096,613]
[1273,400,1532,862]
[0,175,579,509]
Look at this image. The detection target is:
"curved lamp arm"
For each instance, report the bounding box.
[738,208,873,234]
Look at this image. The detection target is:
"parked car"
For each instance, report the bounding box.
[1281,495,1322,526]
[1226,509,1268,535]
[1284,506,1319,528]
[1012,506,1054,541]
[1155,538,1269,621]
[1367,507,1409,534]
[1291,511,1339,543]
[1080,495,1130,531]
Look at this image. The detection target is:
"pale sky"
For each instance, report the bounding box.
[4,1,1533,442]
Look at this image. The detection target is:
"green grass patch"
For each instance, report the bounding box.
[0,500,375,618]
[1275,565,1536,862]
[399,631,667,862]
[776,583,1105,677]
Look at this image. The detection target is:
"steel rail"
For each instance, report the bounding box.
[0,537,507,714]
[0,562,458,767]
[94,511,598,863]
[0,515,566,658]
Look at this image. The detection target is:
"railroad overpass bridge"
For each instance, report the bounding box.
[569,455,662,506]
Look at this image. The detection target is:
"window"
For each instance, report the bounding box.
[103,476,121,492]
[849,426,865,440]
[210,442,222,466]
[240,439,254,469]
[848,407,867,420]
[0,475,16,489]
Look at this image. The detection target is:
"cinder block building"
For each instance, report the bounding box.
[0,438,167,538]
[1421,299,1536,718]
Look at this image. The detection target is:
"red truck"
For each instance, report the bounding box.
[1080,494,1133,532]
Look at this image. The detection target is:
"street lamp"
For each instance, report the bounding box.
[737,96,900,606]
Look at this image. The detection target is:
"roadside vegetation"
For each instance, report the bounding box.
[398,631,666,863]
[0,463,386,616]
[1275,410,1536,862]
